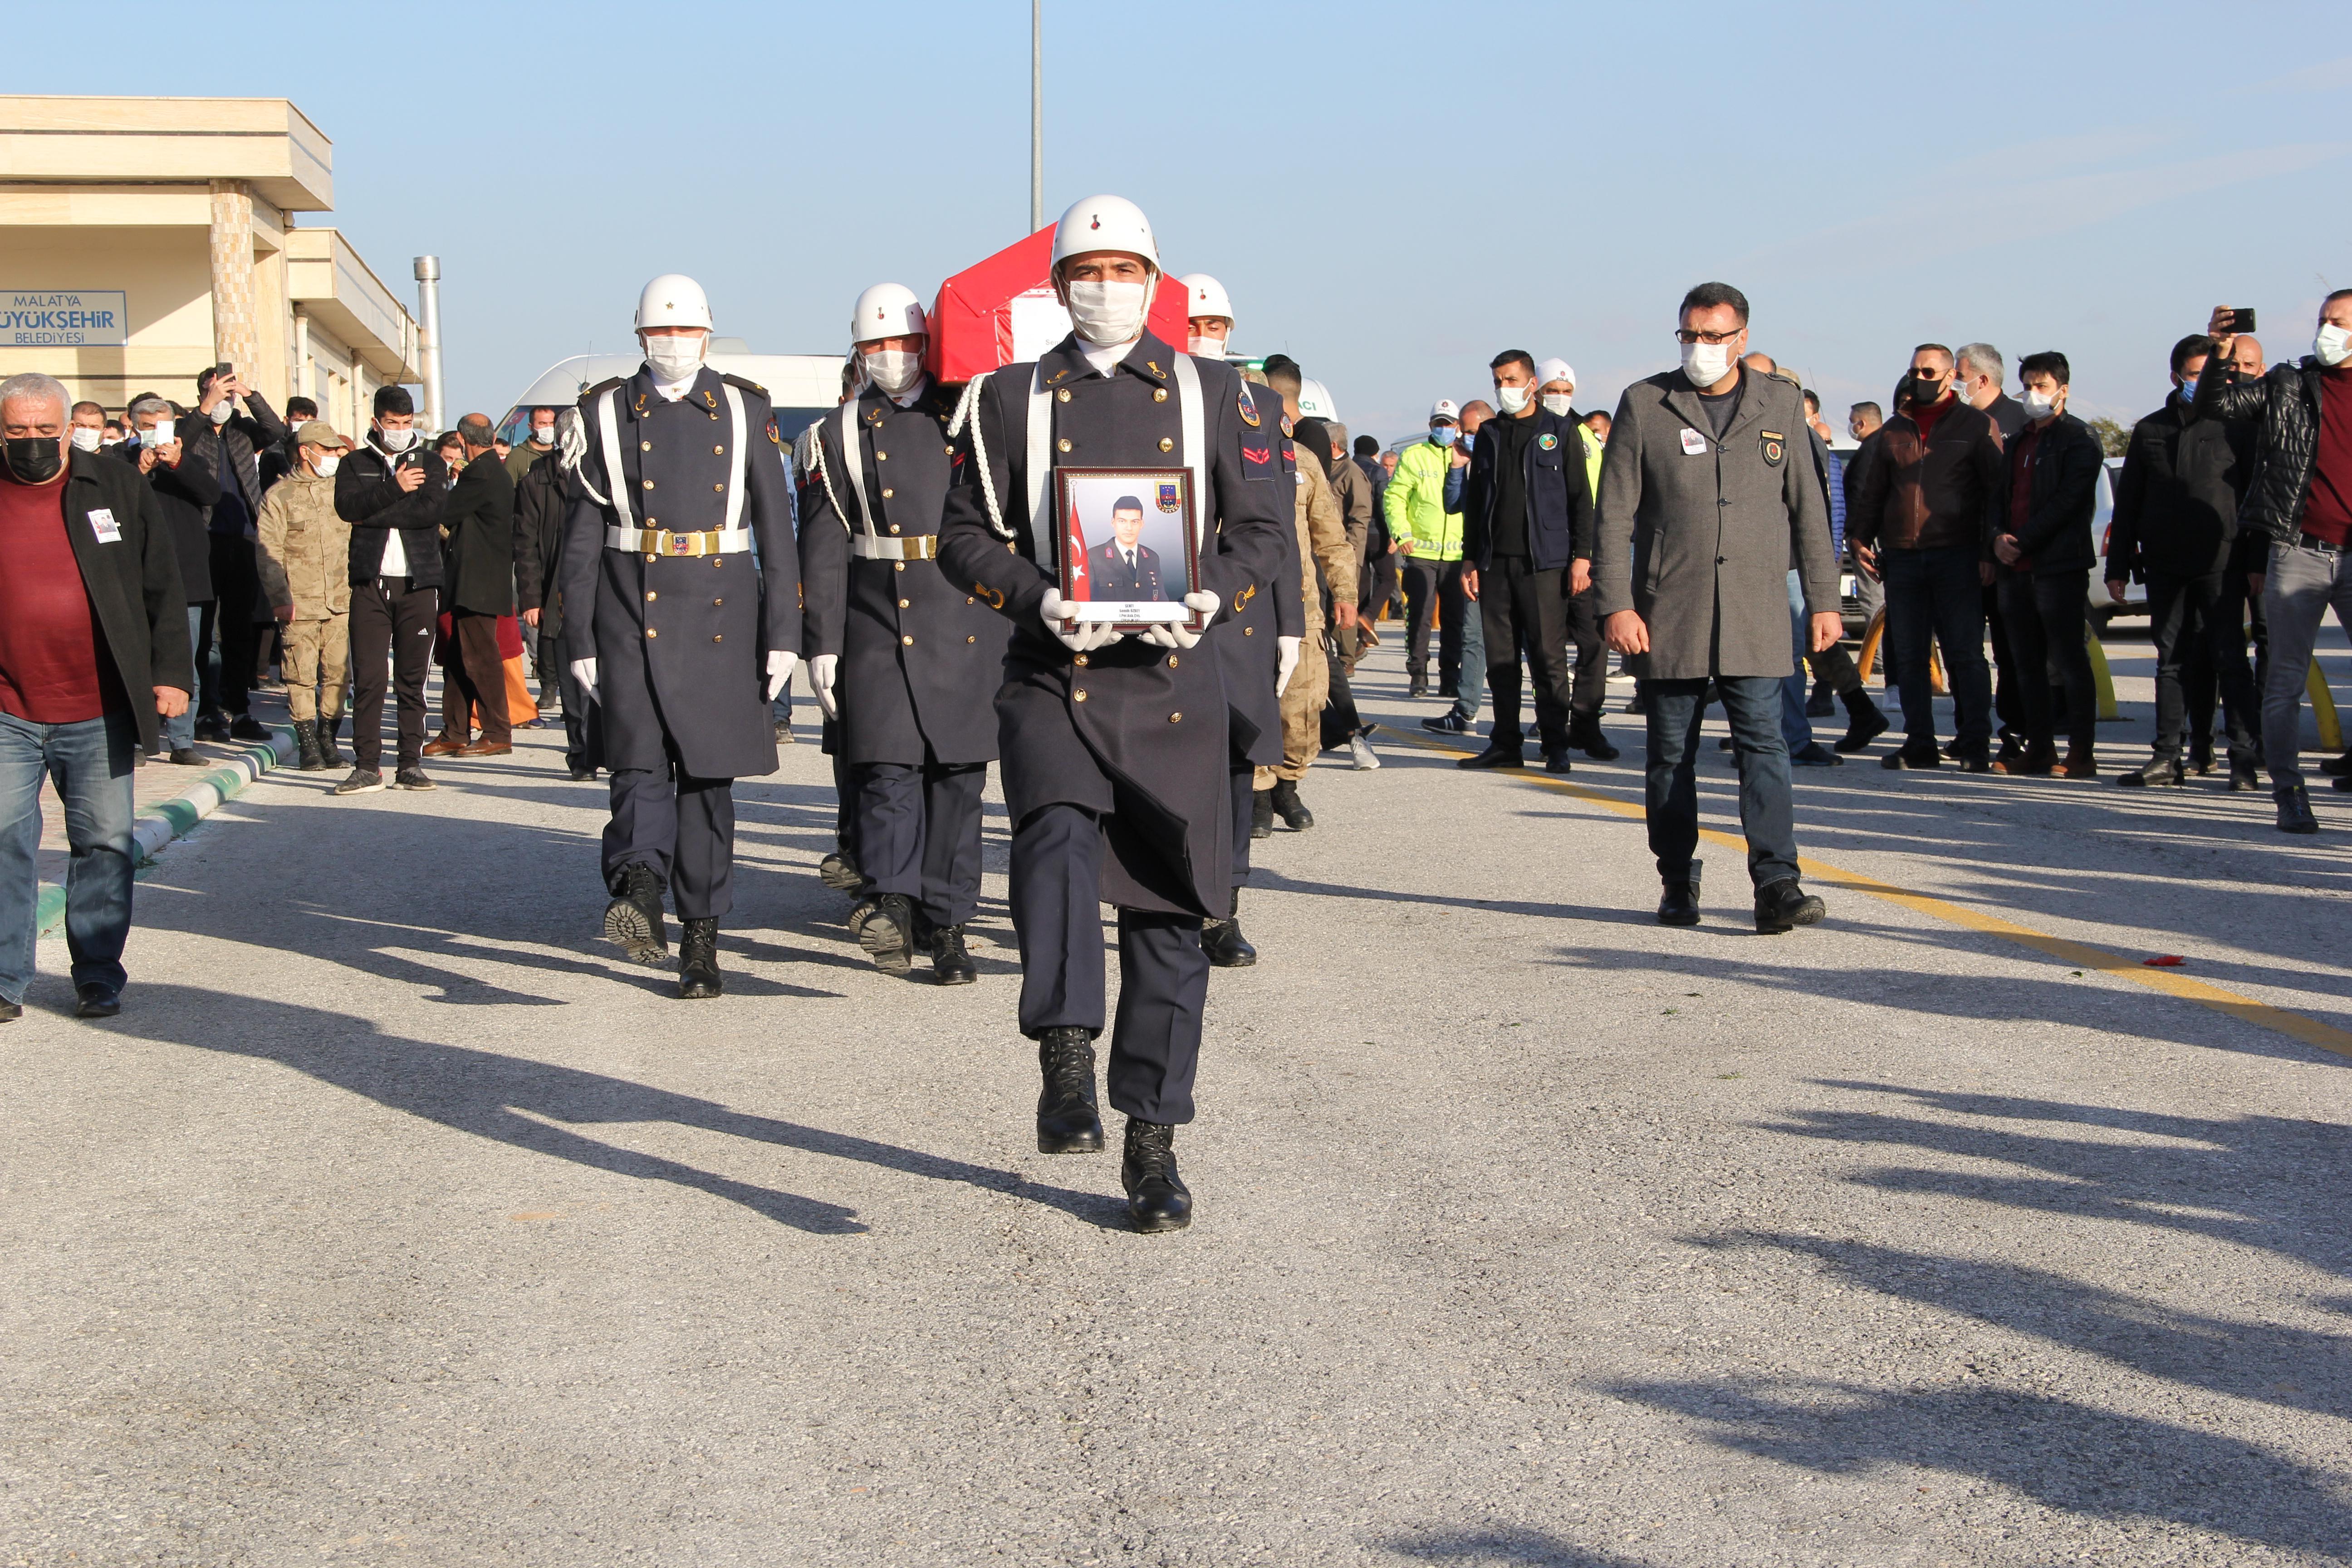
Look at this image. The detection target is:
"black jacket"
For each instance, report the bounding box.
[1461,406,1595,573]
[439,456,520,616]
[1850,396,2005,555]
[514,450,567,634]
[2193,358,2351,546]
[182,392,288,523]
[2106,391,2256,581]
[52,449,195,754]
[335,435,447,589]
[2000,412,2105,575]
[112,441,220,603]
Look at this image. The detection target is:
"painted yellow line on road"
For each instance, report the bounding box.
[1382,727,2352,1060]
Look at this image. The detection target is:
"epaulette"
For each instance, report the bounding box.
[720,372,769,398]
[579,375,625,403]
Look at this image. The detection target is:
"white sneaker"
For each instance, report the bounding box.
[1349,735,1381,770]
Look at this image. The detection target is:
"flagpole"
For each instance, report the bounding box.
[1030,0,1044,231]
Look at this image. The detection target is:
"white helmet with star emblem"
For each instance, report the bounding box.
[850,283,927,347]
[1050,194,1160,275]
[634,274,713,331]
[1177,273,1232,327]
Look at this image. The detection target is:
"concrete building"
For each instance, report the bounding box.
[0,95,420,435]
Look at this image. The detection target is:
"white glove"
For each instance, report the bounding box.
[810,653,840,719]
[1141,590,1221,651]
[766,649,799,703]
[1275,635,1303,696]
[569,657,599,703]
[1039,587,1122,653]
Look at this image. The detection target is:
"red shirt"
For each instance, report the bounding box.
[2006,421,2045,570]
[2302,365,2352,545]
[0,463,115,724]
[1909,393,1954,445]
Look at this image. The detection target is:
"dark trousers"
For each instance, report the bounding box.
[442,611,511,746]
[852,760,985,927]
[539,632,601,769]
[2146,568,2258,763]
[348,577,438,771]
[828,737,856,858]
[1480,555,1575,749]
[1228,764,1254,886]
[1998,568,2097,752]
[1642,675,1798,889]
[2201,568,2267,753]
[1565,582,1608,717]
[605,750,736,920]
[1009,802,1205,1125]
[1320,640,1365,750]
[1882,544,1993,752]
[1403,558,1467,691]
[1360,550,1400,626]
[201,532,260,717]
[1984,582,2021,735]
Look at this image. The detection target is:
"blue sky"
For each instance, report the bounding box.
[26,1,2349,441]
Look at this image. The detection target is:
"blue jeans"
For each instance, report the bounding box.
[1780,569,1813,751]
[162,604,205,750]
[1642,675,1799,889]
[0,709,138,1004]
[1450,590,1488,724]
[1880,544,1992,753]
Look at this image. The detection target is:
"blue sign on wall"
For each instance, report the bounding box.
[2,291,129,347]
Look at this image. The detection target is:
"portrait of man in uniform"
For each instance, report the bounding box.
[1093,496,1167,602]
[1058,469,1195,625]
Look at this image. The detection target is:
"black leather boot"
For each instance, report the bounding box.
[1202,888,1257,968]
[603,862,668,964]
[1035,1027,1104,1153]
[854,892,916,976]
[291,719,324,772]
[1570,711,1620,760]
[1250,789,1274,839]
[930,923,977,985]
[1270,778,1313,829]
[1657,860,1702,926]
[818,848,862,892]
[1834,689,1889,753]
[1754,877,1826,934]
[2116,754,2185,788]
[1122,1119,1193,1234]
[677,918,721,999]
[316,715,346,769]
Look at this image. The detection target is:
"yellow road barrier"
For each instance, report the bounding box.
[2310,661,2342,753]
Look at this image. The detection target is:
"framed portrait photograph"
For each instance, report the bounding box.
[1053,466,1201,629]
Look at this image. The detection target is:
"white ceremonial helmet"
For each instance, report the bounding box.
[1178,273,1233,326]
[1536,356,1577,389]
[851,283,927,346]
[635,274,713,332]
[1050,194,1160,275]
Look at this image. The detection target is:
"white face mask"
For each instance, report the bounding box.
[1539,393,1574,417]
[860,348,924,397]
[313,453,342,477]
[529,425,554,446]
[642,332,707,383]
[2023,386,2061,418]
[2316,323,2352,368]
[1187,334,1227,358]
[209,400,233,425]
[69,427,103,452]
[1063,279,1150,346]
[377,424,417,452]
[1681,340,1734,387]
[1496,383,1534,415]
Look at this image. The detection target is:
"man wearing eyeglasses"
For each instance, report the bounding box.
[1592,283,1840,935]
[1848,344,2005,770]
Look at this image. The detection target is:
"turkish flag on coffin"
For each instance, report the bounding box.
[926,226,1193,385]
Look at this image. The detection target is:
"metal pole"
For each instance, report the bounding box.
[1029,0,1043,231]
[412,255,445,436]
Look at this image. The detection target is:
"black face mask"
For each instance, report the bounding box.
[3,436,63,484]
[1909,377,1946,407]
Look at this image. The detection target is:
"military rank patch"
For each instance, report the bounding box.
[1280,439,1297,475]
[1241,440,1276,481]
[1539,433,1559,451]
[1761,430,1786,465]
[1238,389,1262,428]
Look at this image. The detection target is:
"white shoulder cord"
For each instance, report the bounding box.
[808,428,847,530]
[559,404,607,506]
[946,373,1014,540]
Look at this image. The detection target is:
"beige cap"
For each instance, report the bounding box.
[295,420,342,447]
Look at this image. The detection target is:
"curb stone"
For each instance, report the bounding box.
[35,728,295,937]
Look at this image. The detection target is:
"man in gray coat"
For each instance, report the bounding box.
[1594,282,1842,933]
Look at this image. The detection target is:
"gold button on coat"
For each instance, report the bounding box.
[894,562,905,572]
[875,450,887,461]
[1153,389,1167,402]
[1056,389,1072,403]
[646,627,658,638]
[1073,688,1088,701]
[902,635,914,646]
[1074,654,1088,666]
[645,590,657,601]
[642,479,655,490]
[966,635,976,643]
[1167,656,1179,666]
[640,441,652,451]
[1169,711,1181,722]
[898,598,911,608]
[713,482,724,491]
[1158,437,1174,452]
[1056,437,1072,453]
[882,489,894,500]
[712,634,723,642]
[713,445,724,454]
[712,598,723,607]
[888,522,900,533]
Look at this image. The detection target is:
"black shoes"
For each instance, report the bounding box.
[1834,693,1890,753]
[2116,755,2185,788]
[1790,742,1844,767]
[930,922,977,985]
[393,766,435,790]
[568,761,597,781]
[1543,745,1573,774]
[1658,861,1702,927]
[1408,678,1428,698]
[194,714,231,743]
[2321,749,2352,778]
[1036,1027,1104,1153]
[1250,789,1274,839]
[853,892,916,976]
[1420,710,1470,734]
[0,999,18,1022]
[1122,1118,1193,1234]
[2188,739,2215,776]
[1458,744,1524,770]
[1952,747,1993,774]
[291,719,325,771]
[818,849,862,892]
[1569,715,1620,760]
[2276,783,2319,834]
[230,714,271,743]
[1269,779,1313,829]
[74,984,122,1019]
[1806,686,1836,717]
[1881,742,1940,770]
[1202,888,1257,968]
[315,717,346,769]
[1754,877,1826,934]
[677,918,722,999]
[168,748,203,767]
[604,862,669,964]
[332,767,384,795]
[2231,757,2262,792]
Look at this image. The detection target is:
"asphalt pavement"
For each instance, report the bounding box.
[4,625,2350,1568]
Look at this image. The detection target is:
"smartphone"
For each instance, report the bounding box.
[214,361,235,381]
[2221,308,2257,333]
[145,418,176,447]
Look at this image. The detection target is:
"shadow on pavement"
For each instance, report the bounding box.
[99,983,1123,1235]
[1382,1527,1653,1566]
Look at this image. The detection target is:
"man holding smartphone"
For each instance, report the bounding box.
[187,365,286,744]
[333,386,447,794]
